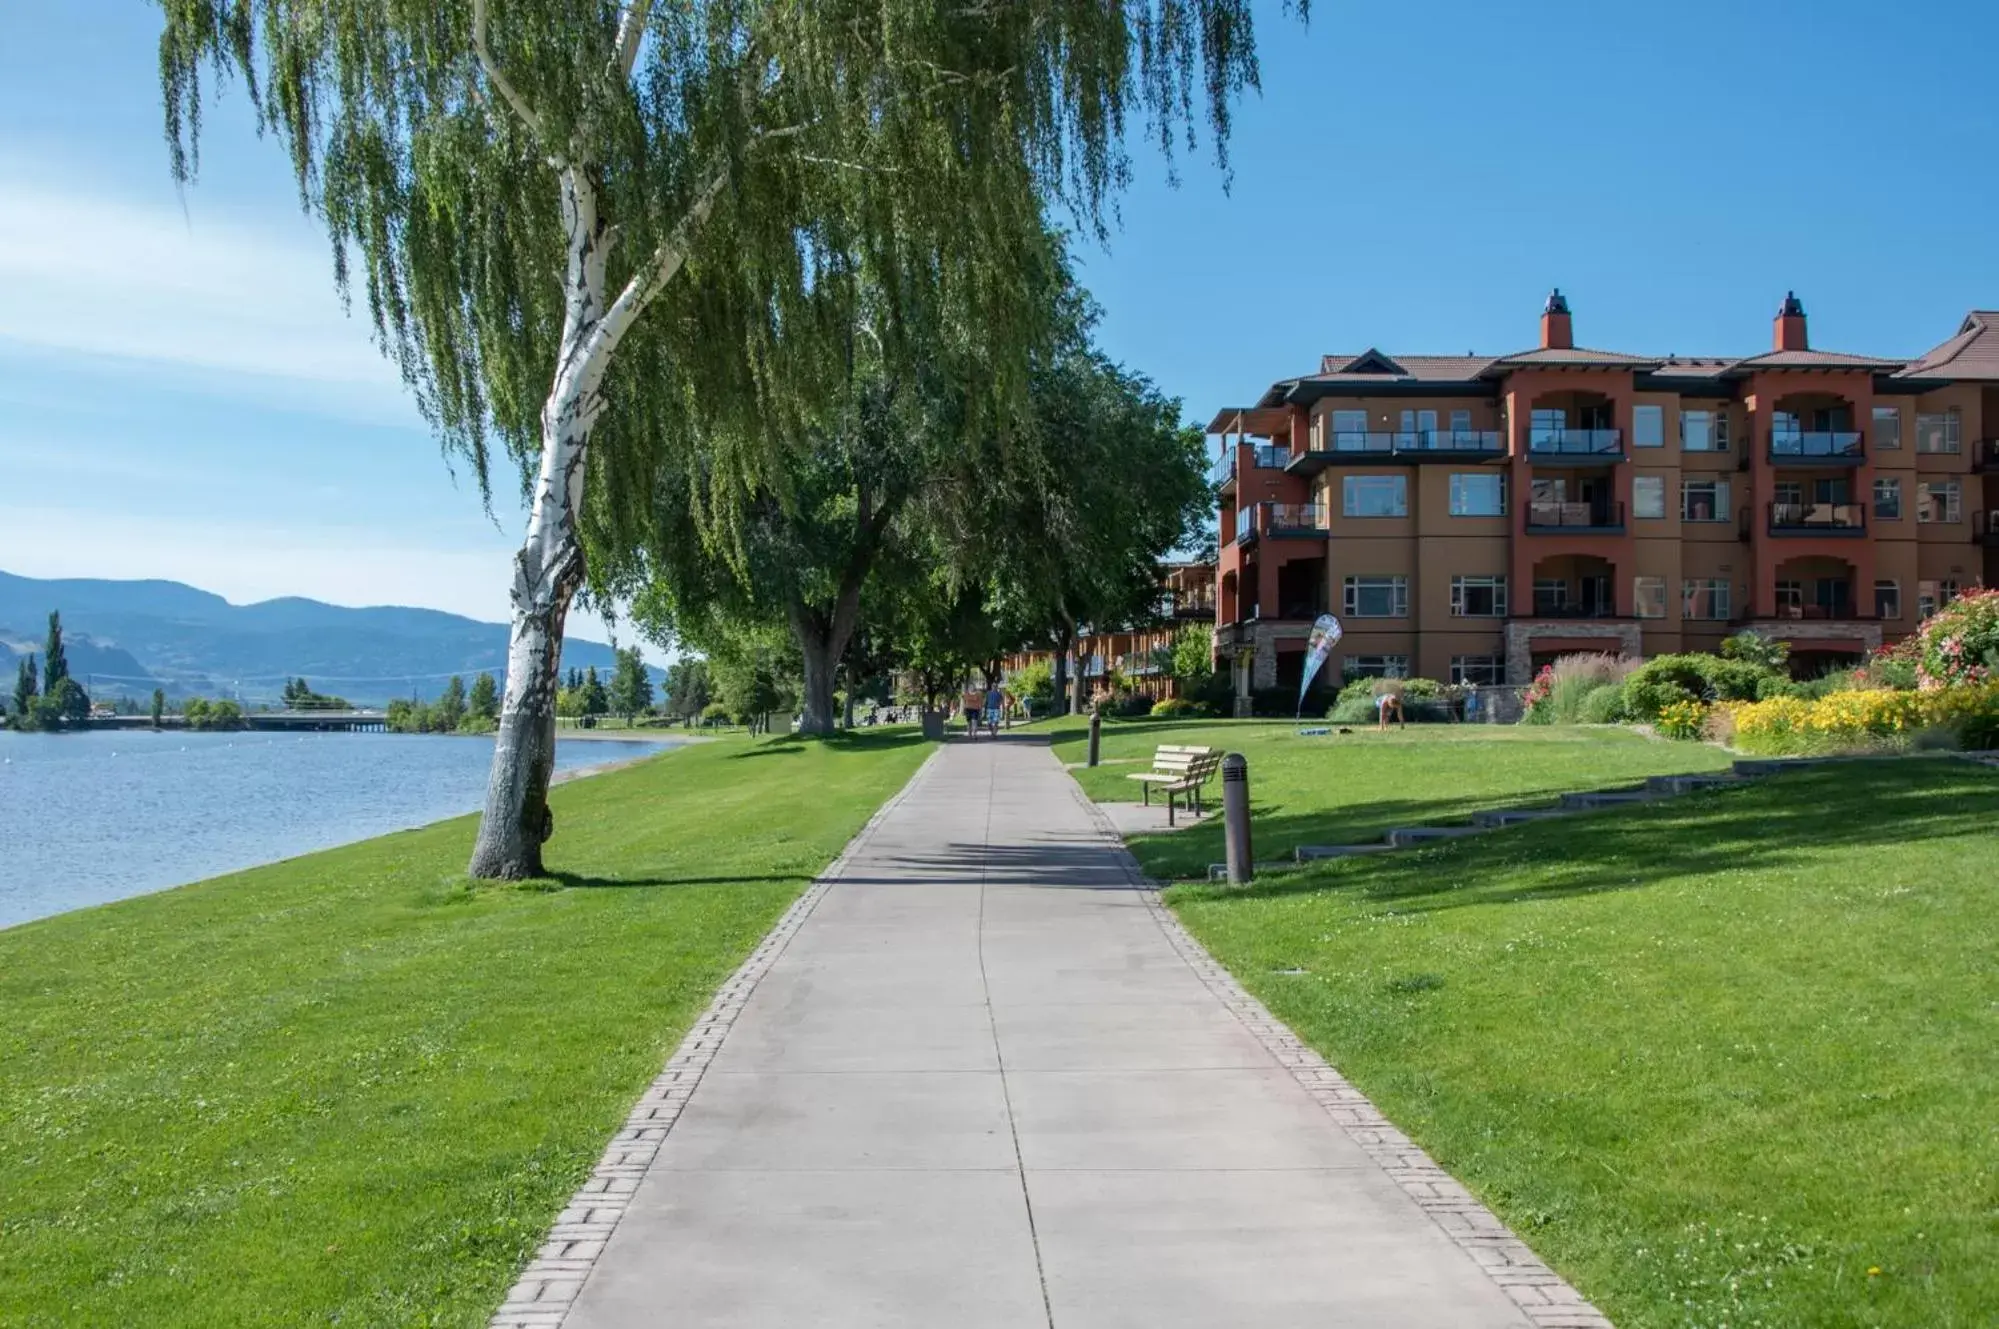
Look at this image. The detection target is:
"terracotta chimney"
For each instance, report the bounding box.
[1775,291,1808,352]
[1540,289,1573,351]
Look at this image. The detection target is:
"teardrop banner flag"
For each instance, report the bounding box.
[1297,613,1344,717]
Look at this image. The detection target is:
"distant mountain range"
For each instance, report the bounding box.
[0,570,647,706]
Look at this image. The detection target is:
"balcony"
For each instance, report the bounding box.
[1287,430,1503,475]
[1975,511,1999,547]
[1974,440,1999,473]
[1768,501,1866,536]
[1525,499,1625,534]
[1236,501,1327,546]
[1528,428,1624,462]
[1769,432,1864,465]
[1211,443,1290,490]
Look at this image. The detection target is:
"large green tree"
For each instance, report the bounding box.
[157,0,1293,878]
[11,655,36,722]
[607,646,654,718]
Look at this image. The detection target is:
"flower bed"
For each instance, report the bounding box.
[1728,681,1999,755]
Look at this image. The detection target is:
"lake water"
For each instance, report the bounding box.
[0,730,684,928]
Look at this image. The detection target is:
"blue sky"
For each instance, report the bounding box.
[4,0,1997,643]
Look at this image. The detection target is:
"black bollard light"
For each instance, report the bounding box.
[1087,707,1102,767]
[1222,753,1252,884]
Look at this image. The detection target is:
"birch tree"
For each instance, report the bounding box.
[157,0,1294,877]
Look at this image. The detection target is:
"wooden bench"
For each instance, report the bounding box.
[1126,745,1223,826]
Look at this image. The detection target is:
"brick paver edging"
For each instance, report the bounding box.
[1062,779,1616,1329]
[489,746,947,1329]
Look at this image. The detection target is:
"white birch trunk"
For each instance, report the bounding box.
[469,170,613,879]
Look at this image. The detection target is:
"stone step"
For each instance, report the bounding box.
[1559,789,1660,810]
[1384,825,1486,848]
[1732,757,1832,778]
[1471,807,1570,828]
[1294,842,1397,862]
[1644,773,1742,794]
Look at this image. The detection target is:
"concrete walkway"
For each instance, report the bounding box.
[537,737,1584,1329]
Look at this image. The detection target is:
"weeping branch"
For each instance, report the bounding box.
[470,0,547,147]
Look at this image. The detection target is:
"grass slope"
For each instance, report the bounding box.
[1169,757,1999,1328]
[0,731,930,1327]
[1053,717,1734,879]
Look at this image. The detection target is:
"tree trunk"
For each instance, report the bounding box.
[1052,629,1072,717]
[468,169,612,880]
[842,661,857,730]
[1070,643,1089,715]
[797,629,840,737]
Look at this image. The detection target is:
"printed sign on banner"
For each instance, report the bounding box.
[1297,613,1344,716]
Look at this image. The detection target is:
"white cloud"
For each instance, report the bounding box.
[0,167,414,418]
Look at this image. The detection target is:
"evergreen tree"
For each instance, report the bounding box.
[608,647,653,719]
[43,612,69,692]
[469,672,500,722]
[11,654,36,719]
[151,688,166,727]
[581,667,610,717]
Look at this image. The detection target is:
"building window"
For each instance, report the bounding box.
[1450,575,1508,617]
[1342,575,1408,618]
[1681,409,1728,451]
[1342,474,1408,518]
[1532,579,1568,614]
[1775,579,1803,613]
[1342,654,1410,681]
[1448,472,1505,517]
[1872,405,1902,449]
[1633,577,1667,619]
[1632,475,1666,519]
[1450,409,1473,436]
[1683,579,1732,621]
[1917,479,1962,524]
[1875,580,1901,619]
[1873,477,1902,520]
[1681,478,1731,522]
[1633,404,1664,448]
[1917,579,1959,618]
[1915,408,1962,454]
[1451,655,1504,686]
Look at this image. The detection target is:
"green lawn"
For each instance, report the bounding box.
[1051,716,1735,879]
[0,731,930,1327]
[1168,757,1999,1328]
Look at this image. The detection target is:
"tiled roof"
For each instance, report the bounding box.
[1731,348,1905,370]
[1899,311,1999,380]
[1486,346,1663,371]
[1308,354,1498,382]
[1651,357,1737,379]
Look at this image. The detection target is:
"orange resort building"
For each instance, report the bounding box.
[1002,562,1216,703]
[1213,293,1999,701]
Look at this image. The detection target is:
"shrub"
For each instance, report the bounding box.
[1010,660,1056,705]
[1578,683,1628,725]
[1109,691,1154,718]
[1655,699,1709,741]
[1150,697,1202,718]
[1326,676,1449,724]
[1623,652,1789,722]
[1913,587,1999,688]
[1719,631,1791,672]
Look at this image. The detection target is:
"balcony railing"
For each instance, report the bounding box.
[1324,429,1505,456]
[1757,604,1868,623]
[1769,501,1866,534]
[1211,443,1290,487]
[1525,500,1625,532]
[1974,440,1999,473]
[1975,511,1999,546]
[1237,501,1327,542]
[1528,428,1624,457]
[1770,431,1864,462]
